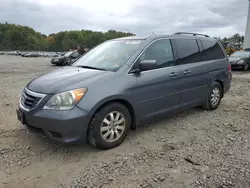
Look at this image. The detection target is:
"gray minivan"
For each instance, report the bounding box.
[16,32,232,150]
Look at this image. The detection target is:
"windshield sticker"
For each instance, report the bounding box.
[125,41,141,44]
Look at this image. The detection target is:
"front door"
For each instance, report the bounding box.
[131,38,181,122]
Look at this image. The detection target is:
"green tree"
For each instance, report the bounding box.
[0,22,135,51]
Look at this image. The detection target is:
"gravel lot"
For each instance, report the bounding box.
[1,55,250,188]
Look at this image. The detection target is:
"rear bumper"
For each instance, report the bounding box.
[223,72,232,95]
[17,104,91,144]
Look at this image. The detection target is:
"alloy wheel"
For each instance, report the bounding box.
[100,111,126,142]
[211,87,220,106]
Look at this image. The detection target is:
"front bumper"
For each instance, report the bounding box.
[17,103,91,144]
[51,58,67,65]
[51,60,62,65]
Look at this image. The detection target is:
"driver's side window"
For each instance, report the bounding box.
[138,39,175,71]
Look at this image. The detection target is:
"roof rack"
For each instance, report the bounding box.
[173,32,210,38]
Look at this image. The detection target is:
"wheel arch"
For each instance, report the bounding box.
[214,79,224,97]
[88,98,137,131]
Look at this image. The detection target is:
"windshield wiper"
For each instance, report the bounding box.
[76,65,107,71]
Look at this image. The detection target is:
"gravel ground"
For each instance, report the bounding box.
[1,55,250,188]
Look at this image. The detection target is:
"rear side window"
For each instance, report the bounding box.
[200,40,225,61]
[172,39,201,64]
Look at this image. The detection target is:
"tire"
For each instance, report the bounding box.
[201,81,222,111]
[243,62,249,71]
[62,61,66,66]
[66,59,72,66]
[87,103,131,150]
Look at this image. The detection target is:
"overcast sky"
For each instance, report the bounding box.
[1,0,249,37]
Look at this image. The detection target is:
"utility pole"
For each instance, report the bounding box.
[244,0,250,50]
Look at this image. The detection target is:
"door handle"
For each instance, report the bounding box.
[184,70,191,75]
[169,72,178,77]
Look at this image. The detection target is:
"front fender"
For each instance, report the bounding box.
[90,95,133,114]
[78,95,138,126]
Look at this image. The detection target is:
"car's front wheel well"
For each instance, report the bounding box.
[89,99,136,130]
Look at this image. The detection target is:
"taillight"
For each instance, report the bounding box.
[228,64,231,72]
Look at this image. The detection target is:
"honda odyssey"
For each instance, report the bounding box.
[17,32,232,150]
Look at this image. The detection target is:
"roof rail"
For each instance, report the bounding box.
[173,32,210,38]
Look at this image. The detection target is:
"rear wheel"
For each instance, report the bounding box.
[243,62,249,71]
[87,103,131,150]
[202,81,222,111]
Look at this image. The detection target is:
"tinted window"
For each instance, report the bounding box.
[138,39,175,70]
[200,40,225,61]
[64,51,73,57]
[71,52,79,58]
[172,39,201,64]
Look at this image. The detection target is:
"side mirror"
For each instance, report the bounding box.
[139,60,157,71]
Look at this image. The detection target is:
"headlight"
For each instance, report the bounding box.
[237,59,245,64]
[43,88,87,110]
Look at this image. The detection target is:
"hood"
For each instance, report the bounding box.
[27,66,111,93]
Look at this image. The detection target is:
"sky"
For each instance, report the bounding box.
[0,0,249,38]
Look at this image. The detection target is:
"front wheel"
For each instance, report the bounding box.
[87,103,131,150]
[62,61,67,66]
[66,59,72,66]
[202,82,222,111]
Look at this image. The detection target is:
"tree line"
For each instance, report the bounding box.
[214,33,245,44]
[0,22,246,52]
[0,22,135,51]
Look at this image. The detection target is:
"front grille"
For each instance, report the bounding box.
[20,88,46,110]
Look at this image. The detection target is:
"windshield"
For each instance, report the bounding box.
[64,51,73,57]
[72,40,143,71]
[230,51,250,58]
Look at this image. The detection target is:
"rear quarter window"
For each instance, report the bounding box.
[200,40,225,61]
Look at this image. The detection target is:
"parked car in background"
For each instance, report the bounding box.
[6,51,20,55]
[31,52,42,57]
[51,50,81,66]
[22,52,32,57]
[21,52,39,57]
[21,52,29,57]
[43,52,58,57]
[228,51,250,71]
[17,32,232,150]
[4,51,64,58]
